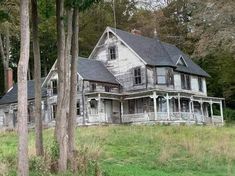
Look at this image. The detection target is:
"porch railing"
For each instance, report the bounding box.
[122,112,223,124]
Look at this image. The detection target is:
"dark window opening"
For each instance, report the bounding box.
[52,80,57,95]
[52,104,57,119]
[90,83,96,92]
[134,67,142,85]
[105,86,111,92]
[90,99,97,108]
[198,77,203,92]
[77,101,80,115]
[177,57,187,66]
[181,74,191,90]
[109,46,116,60]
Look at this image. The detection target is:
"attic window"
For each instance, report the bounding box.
[177,56,187,67]
[108,46,117,60]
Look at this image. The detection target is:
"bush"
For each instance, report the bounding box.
[29,156,50,176]
[224,108,235,123]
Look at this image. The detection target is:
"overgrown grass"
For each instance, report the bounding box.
[1,125,235,175]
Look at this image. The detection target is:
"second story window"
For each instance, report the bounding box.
[52,80,57,95]
[181,74,191,90]
[156,68,166,84]
[134,67,142,85]
[90,83,96,92]
[105,86,111,92]
[156,68,174,85]
[198,77,203,92]
[108,46,116,60]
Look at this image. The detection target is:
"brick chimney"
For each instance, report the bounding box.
[131,29,142,35]
[6,68,13,91]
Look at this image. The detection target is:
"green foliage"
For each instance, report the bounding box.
[49,140,59,161]
[224,108,235,122]
[197,51,235,108]
[29,156,50,176]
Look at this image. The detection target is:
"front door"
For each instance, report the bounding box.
[104,100,112,123]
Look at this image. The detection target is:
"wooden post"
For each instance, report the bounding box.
[98,93,101,121]
[191,98,194,120]
[200,99,204,123]
[120,101,124,123]
[210,100,214,125]
[166,93,170,120]
[153,91,157,121]
[178,93,181,119]
[189,99,192,122]
[220,100,224,125]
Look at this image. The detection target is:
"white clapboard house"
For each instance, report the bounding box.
[0,27,224,128]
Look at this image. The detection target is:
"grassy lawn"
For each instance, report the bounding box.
[1,125,235,175]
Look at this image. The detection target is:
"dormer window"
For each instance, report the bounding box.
[177,56,187,67]
[108,46,117,60]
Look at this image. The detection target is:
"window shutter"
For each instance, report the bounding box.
[141,67,145,84]
[133,68,135,85]
[115,46,118,59]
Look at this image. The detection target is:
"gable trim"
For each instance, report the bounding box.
[89,27,147,65]
[42,60,57,87]
[176,55,188,67]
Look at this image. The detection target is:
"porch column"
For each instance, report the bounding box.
[166,93,170,120]
[178,93,181,119]
[120,101,124,123]
[98,93,102,121]
[200,99,204,122]
[153,91,157,120]
[189,99,192,122]
[191,97,194,120]
[210,100,214,125]
[220,100,224,125]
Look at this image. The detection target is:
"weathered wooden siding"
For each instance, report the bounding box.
[93,34,146,91]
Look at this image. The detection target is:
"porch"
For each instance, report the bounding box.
[84,91,224,125]
[121,91,224,125]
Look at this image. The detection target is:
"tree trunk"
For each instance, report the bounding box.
[68,8,79,170]
[18,0,30,175]
[55,0,69,172]
[31,0,43,156]
[0,32,10,92]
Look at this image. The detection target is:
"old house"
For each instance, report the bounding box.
[0,27,224,128]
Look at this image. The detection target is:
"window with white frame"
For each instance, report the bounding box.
[134,67,142,85]
[181,74,191,90]
[156,67,174,85]
[156,67,167,84]
[198,77,203,92]
[108,46,117,60]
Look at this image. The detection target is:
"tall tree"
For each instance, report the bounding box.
[17,0,30,175]
[31,0,43,156]
[68,7,78,170]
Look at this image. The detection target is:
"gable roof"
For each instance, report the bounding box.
[108,27,209,77]
[77,57,119,85]
[0,78,47,105]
